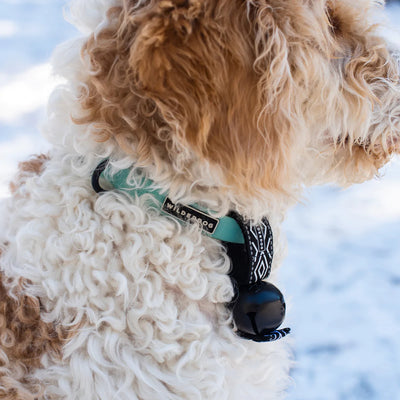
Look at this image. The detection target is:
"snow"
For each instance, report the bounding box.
[0,64,63,123]
[0,0,75,197]
[281,165,400,399]
[0,1,399,399]
[0,20,18,38]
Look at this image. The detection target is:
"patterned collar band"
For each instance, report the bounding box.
[91,159,290,342]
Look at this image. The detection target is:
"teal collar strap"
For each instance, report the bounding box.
[92,160,245,244]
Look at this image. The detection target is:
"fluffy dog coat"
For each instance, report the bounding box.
[0,0,399,398]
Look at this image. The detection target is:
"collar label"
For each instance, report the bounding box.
[162,197,219,234]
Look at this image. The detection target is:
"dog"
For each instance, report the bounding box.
[0,0,399,398]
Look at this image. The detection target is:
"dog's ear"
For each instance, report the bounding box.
[80,0,300,194]
[130,0,300,193]
[130,0,221,150]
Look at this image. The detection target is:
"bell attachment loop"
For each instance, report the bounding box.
[237,327,291,343]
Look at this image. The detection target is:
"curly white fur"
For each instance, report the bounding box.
[1,0,399,399]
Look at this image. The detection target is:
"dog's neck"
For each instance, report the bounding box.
[96,151,296,225]
[91,159,290,342]
[92,159,245,244]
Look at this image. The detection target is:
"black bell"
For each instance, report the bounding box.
[232,281,286,337]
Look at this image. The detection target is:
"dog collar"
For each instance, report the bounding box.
[92,159,245,244]
[92,159,290,342]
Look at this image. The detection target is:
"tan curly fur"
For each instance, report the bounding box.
[2,153,82,398]
[0,249,74,399]
[78,0,399,196]
[9,154,49,195]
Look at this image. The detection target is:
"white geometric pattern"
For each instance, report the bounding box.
[245,219,273,284]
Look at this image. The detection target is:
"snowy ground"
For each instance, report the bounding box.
[0,0,76,197]
[0,1,399,399]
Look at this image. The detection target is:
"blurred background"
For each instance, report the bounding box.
[0,1,399,399]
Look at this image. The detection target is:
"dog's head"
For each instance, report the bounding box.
[79,0,400,196]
